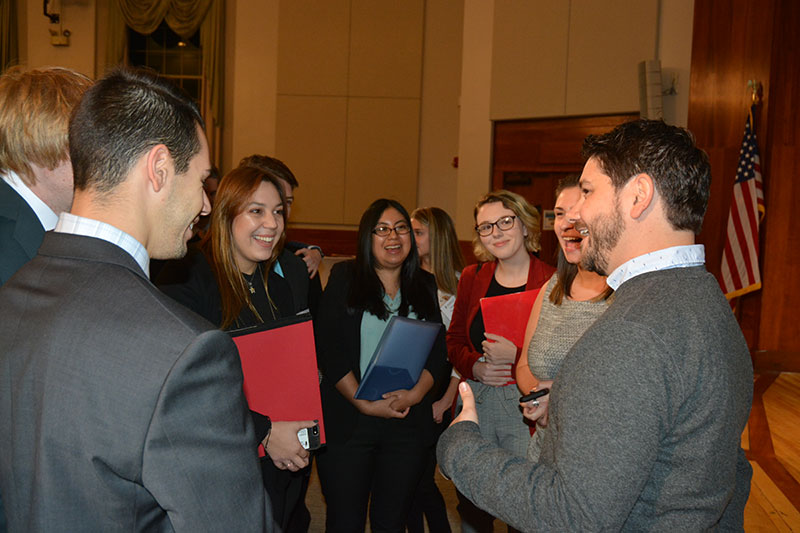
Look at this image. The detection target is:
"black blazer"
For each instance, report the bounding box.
[0,179,46,285]
[158,246,311,326]
[314,261,449,445]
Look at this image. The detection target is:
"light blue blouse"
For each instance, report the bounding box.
[359,290,417,376]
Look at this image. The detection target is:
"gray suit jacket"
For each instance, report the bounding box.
[0,232,274,532]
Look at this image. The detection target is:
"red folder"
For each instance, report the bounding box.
[480,289,539,386]
[479,289,539,348]
[231,316,325,451]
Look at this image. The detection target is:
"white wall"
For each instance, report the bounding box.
[14,0,695,236]
[489,0,693,126]
[658,0,695,127]
[274,0,425,226]
[454,0,494,237]
[224,0,279,172]
[416,0,464,217]
[22,0,95,77]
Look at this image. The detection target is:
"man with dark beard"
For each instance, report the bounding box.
[437,120,753,531]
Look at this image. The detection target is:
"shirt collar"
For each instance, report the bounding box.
[607,244,705,290]
[54,212,151,277]
[273,259,284,278]
[1,171,59,231]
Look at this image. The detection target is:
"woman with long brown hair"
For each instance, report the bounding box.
[158,164,314,530]
[516,174,612,461]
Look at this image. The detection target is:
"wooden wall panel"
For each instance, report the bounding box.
[492,114,638,266]
[757,0,800,353]
[689,0,800,359]
[687,0,776,349]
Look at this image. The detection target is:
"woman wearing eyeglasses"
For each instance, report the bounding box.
[447,189,554,533]
[314,198,449,532]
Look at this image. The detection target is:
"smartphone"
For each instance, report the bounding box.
[519,388,550,403]
[297,423,322,450]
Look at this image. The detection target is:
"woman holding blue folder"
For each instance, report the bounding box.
[315,199,449,533]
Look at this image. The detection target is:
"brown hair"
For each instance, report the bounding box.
[206,166,287,329]
[0,66,91,185]
[411,207,465,295]
[472,189,541,263]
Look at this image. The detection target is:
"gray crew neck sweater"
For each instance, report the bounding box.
[438,266,753,531]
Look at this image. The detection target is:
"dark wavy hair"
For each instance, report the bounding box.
[581,119,711,234]
[347,199,438,321]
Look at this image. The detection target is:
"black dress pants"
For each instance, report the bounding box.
[406,414,452,533]
[316,415,428,533]
[261,457,308,531]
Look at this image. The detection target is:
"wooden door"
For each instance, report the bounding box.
[492,113,638,266]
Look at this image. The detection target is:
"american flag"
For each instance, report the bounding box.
[720,105,765,299]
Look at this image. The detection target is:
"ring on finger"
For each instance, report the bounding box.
[532,399,540,407]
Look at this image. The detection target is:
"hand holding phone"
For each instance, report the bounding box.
[297,422,322,450]
[519,388,550,403]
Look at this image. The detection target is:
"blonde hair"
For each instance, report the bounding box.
[0,66,91,185]
[411,207,465,295]
[207,166,287,330]
[472,189,542,263]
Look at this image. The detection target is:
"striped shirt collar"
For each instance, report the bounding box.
[54,213,150,277]
[607,245,705,291]
[2,171,59,231]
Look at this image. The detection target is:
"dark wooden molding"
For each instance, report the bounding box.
[287,228,479,267]
[751,350,800,374]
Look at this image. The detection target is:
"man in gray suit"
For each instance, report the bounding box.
[0,67,273,531]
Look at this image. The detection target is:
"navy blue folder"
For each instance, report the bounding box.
[354,316,442,401]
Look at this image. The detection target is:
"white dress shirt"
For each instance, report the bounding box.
[55,212,151,277]
[607,244,705,291]
[1,171,58,230]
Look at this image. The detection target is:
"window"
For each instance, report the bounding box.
[127,21,202,104]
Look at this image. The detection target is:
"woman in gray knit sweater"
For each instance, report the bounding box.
[516,175,613,461]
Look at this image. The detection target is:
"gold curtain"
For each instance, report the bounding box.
[1,0,19,72]
[104,0,224,160]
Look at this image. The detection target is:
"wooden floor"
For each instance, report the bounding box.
[305,371,800,532]
[743,372,800,531]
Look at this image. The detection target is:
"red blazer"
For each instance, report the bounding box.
[447,254,555,381]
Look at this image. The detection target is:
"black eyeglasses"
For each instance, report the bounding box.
[475,215,516,236]
[372,223,411,238]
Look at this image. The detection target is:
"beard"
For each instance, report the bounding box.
[580,200,625,276]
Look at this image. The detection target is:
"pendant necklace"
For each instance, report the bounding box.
[244,264,261,294]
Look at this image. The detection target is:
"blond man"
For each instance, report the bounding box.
[0,66,91,284]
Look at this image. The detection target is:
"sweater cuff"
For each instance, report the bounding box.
[307,245,324,258]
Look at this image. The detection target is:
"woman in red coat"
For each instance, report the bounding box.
[447,189,554,532]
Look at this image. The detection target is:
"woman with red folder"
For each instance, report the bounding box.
[158,164,314,531]
[314,199,449,533]
[446,189,554,533]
